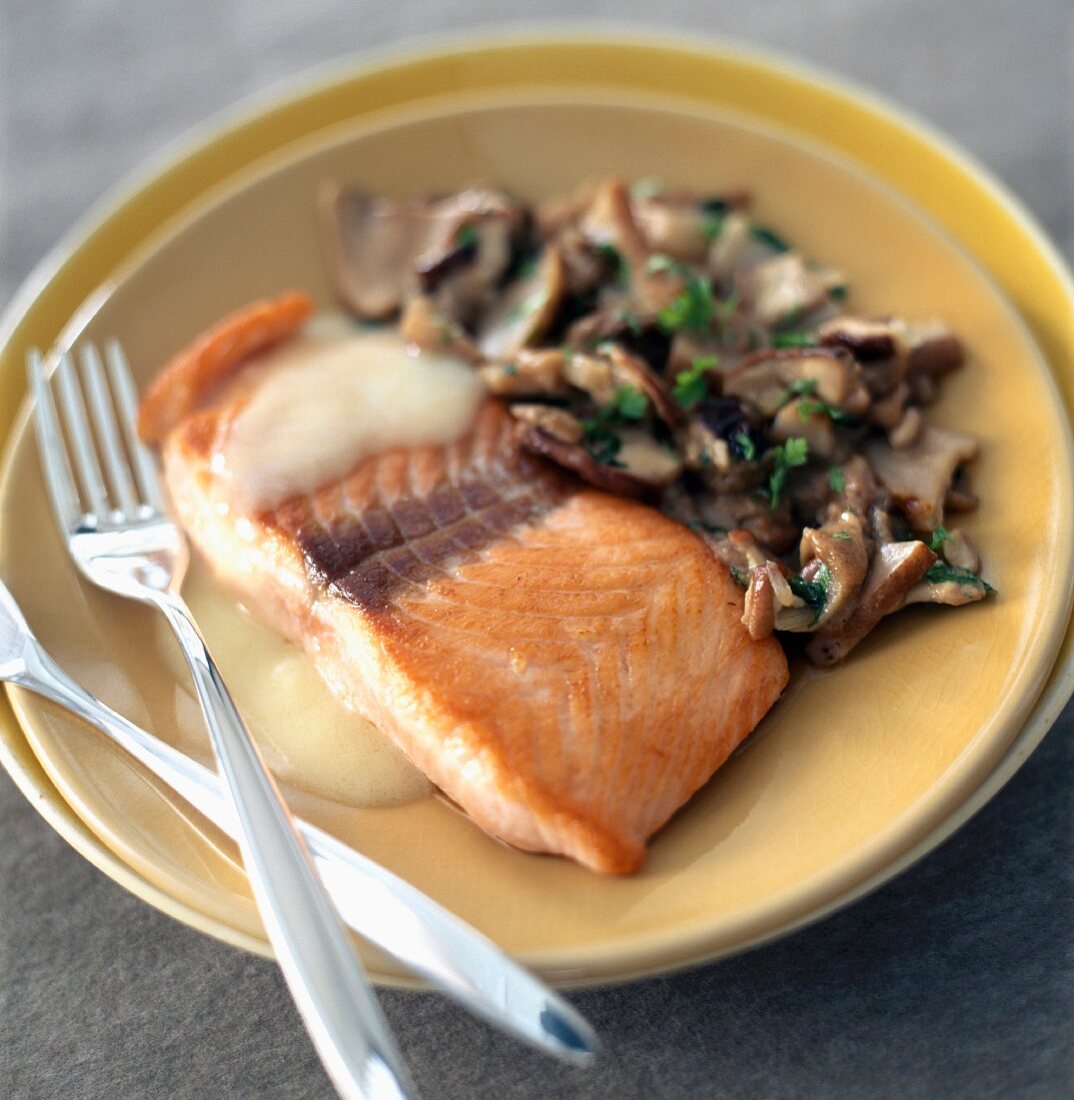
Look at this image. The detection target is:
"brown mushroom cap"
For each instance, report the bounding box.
[742,253,831,327]
[817,315,898,362]
[806,539,936,666]
[476,244,566,360]
[399,296,483,364]
[514,422,669,500]
[798,511,871,630]
[865,425,978,531]
[894,319,965,376]
[724,346,869,418]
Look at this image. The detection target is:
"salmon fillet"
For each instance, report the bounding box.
[161,393,788,873]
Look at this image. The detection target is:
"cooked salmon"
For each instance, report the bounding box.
[152,325,788,873]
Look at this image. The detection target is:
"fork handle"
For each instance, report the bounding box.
[152,592,412,1100]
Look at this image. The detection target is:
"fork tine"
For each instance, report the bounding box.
[104,340,167,513]
[53,351,109,520]
[79,344,139,517]
[27,348,84,531]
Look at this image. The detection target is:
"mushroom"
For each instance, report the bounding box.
[513,419,678,499]
[478,348,568,397]
[693,490,800,554]
[561,344,679,426]
[706,211,756,280]
[509,404,585,444]
[317,185,429,319]
[318,185,520,321]
[893,319,964,376]
[888,405,925,449]
[633,196,711,263]
[806,539,936,666]
[797,511,871,630]
[741,253,831,327]
[865,425,978,531]
[817,316,898,362]
[769,399,838,460]
[475,244,566,360]
[399,296,483,364]
[724,346,869,418]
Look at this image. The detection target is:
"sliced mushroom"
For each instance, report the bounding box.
[692,490,800,554]
[479,348,568,397]
[817,315,898,362]
[724,346,869,418]
[513,422,677,500]
[769,399,837,460]
[865,426,978,531]
[869,382,910,431]
[318,185,520,321]
[706,211,756,280]
[476,244,566,360]
[509,404,585,444]
[317,185,429,319]
[893,319,964,376]
[399,296,483,364]
[888,405,925,449]
[937,528,981,573]
[797,511,870,630]
[742,253,831,327]
[633,196,711,263]
[806,539,936,666]
[603,345,680,426]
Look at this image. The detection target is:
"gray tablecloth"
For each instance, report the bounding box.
[2,3,1072,1097]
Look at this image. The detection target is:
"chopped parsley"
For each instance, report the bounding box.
[797,399,857,424]
[789,563,831,620]
[730,565,750,589]
[614,385,649,420]
[773,331,814,348]
[928,526,952,552]
[647,255,715,333]
[672,355,718,410]
[782,378,818,402]
[596,242,629,288]
[925,562,994,592]
[702,213,725,240]
[828,466,846,493]
[829,284,849,300]
[699,197,731,215]
[502,362,519,376]
[454,223,478,249]
[749,224,791,253]
[762,437,809,507]
[832,531,853,541]
[734,430,758,462]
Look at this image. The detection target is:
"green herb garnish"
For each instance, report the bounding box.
[702,214,725,240]
[614,385,649,420]
[454,223,478,249]
[734,430,758,462]
[613,307,643,335]
[925,562,995,592]
[829,284,849,300]
[502,362,518,376]
[773,331,814,348]
[782,378,818,402]
[832,531,853,541]
[789,563,831,620]
[596,242,629,288]
[750,224,791,253]
[647,255,715,333]
[797,399,857,424]
[671,356,718,410]
[928,526,952,552]
[763,437,809,507]
[828,466,846,493]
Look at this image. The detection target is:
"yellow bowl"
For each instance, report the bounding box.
[2,33,1073,986]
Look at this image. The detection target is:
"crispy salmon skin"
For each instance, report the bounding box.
[152,312,788,873]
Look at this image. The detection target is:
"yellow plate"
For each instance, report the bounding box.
[3,34,1074,987]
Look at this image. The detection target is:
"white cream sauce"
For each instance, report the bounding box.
[167,558,432,808]
[221,316,486,510]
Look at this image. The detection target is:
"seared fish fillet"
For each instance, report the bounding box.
[161,391,787,874]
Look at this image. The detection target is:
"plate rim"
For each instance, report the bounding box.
[3,29,1074,987]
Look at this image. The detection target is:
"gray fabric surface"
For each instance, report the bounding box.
[2,2,1073,1097]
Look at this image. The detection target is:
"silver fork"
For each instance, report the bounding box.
[28,342,413,1100]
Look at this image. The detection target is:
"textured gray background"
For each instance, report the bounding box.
[2,3,1073,1098]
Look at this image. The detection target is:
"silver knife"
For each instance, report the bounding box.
[0,577,597,1064]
